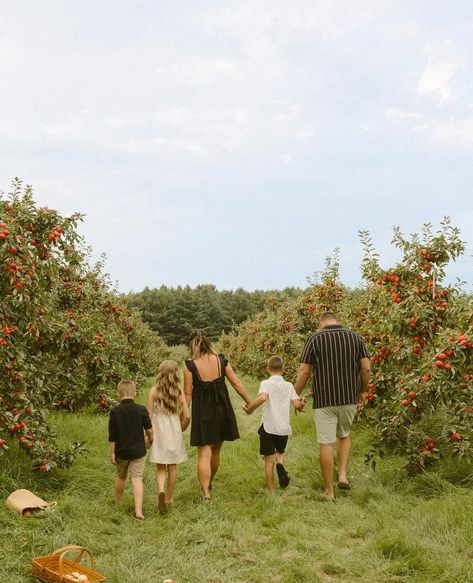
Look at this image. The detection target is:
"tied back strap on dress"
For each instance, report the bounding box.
[186,354,226,382]
[187,356,226,405]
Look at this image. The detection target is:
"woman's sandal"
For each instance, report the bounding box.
[337,482,351,490]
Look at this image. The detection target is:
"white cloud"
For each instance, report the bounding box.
[385,107,423,122]
[274,106,299,123]
[206,0,376,42]
[387,37,473,149]
[153,108,188,128]
[417,60,458,102]
[295,126,315,139]
[385,107,473,151]
[422,116,473,149]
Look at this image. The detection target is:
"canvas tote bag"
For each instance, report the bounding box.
[6,488,56,516]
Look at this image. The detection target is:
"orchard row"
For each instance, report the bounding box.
[221,220,472,474]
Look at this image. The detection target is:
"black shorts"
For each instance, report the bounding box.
[258,424,288,456]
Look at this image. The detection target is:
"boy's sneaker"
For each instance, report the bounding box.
[276,463,290,488]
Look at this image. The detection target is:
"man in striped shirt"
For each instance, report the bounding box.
[294,311,371,499]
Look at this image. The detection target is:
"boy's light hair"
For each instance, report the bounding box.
[117,380,136,397]
[267,356,284,372]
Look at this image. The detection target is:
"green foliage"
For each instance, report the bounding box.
[356,218,472,474]
[125,284,303,345]
[0,179,168,472]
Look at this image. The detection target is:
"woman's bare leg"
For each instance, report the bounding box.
[210,442,223,486]
[197,445,212,497]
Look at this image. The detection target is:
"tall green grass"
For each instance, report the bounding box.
[1,376,473,582]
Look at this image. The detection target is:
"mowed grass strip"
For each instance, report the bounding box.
[1,375,473,582]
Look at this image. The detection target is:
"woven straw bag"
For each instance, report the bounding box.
[6,489,56,516]
[32,545,106,582]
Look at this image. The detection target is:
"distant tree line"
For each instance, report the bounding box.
[124,285,302,345]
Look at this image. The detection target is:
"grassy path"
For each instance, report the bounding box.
[1,375,473,582]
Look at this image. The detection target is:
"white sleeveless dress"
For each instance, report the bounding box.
[149,404,188,465]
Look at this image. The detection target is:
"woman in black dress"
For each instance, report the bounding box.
[184,330,251,499]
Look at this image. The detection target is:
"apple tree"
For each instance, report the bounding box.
[0,180,168,471]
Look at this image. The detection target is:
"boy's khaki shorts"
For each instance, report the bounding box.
[115,456,146,480]
[313,405,357,444]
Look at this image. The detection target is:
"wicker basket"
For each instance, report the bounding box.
[32,545,106,582]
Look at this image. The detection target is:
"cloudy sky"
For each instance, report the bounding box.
[0,1,472,291]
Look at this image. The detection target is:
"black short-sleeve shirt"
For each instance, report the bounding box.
[300,325,370,408]
[108,399,152,460]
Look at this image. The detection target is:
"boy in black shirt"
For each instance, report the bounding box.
[109,380,153,519]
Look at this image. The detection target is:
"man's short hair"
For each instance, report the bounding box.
[117,380,136,397]
[320,311,338,324]
[267,356,284,372]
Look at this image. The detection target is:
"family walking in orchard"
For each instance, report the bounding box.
[108,311,371,518]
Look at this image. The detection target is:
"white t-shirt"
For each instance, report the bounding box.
[259,375,299,436]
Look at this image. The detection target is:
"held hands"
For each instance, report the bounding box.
[242,403,252,415]
[301,394,310,406]
[295,394,309,415]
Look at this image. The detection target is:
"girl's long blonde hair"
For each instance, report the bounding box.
[153,360,182,415]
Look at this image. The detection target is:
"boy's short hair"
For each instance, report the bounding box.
[267,356,284,372]
[117,380,136,397]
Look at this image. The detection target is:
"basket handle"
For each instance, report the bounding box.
[50,545,95,575]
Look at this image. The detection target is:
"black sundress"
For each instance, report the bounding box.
[185,354,240,446]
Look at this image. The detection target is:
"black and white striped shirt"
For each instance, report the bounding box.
[300,325,370,409]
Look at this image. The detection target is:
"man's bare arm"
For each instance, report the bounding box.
[360,357,371,389]
[294,363,312,396]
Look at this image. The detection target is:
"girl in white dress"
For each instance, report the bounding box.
[147,360,190,514]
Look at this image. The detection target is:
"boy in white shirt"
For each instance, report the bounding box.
[245,356,305,492]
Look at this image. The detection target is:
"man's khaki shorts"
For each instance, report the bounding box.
[115,456,146,480]
[313,405,357,444]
